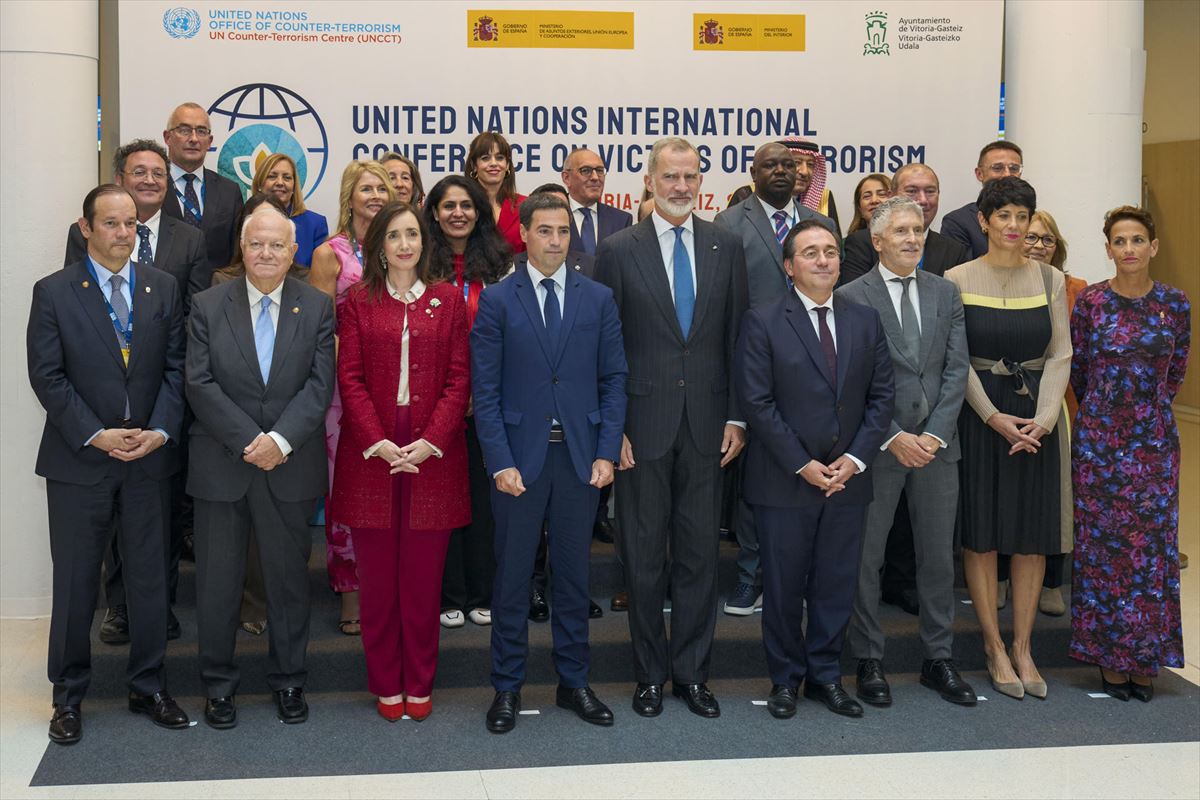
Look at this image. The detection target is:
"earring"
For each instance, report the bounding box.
[980,226,988,234]
[380,251,388,271]
[469,169,477,179]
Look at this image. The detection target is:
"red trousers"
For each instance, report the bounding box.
[354,406,451,698]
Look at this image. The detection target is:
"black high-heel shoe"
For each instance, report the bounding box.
[1100,669,1131,701]
[1129,679,1154,703]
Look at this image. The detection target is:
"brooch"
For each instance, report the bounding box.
[429,298,442,308]
[292,306,300,314]
[145,286,151,293]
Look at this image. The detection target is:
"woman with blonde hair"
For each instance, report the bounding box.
[250,153,328,266]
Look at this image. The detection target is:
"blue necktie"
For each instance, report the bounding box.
[182,173,202,227]
[137,224,153,265]
[672,227,694,338]
[579,207,596,255]
[541,278,561,347]
[254,295,274,383]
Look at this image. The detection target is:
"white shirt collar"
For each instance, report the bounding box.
[877,262,917,283]
[651,209,694,239]
[386,278,427,302]
[527,260,567,291]
[795,287,833,312]
[170,163,204,186]
[756,194,796,220]
[138,208,163,239]
[245,277,285,308]
[569,196,597,215]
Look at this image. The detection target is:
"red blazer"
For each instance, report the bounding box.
[496,195,527,255]
[331,281,471,530]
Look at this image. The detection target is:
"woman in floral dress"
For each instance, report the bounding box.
[1069,206,1191,702]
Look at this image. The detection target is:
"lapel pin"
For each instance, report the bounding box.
[81,280,90,288]
[145,286,152,293]
[712,244,719,250]
[574,264,581,271]
[292,306,300,314]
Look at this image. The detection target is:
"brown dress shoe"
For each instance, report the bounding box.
[610,592,629,612]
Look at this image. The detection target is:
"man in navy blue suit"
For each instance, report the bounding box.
[734,219,895,720]
[472,192,628,733]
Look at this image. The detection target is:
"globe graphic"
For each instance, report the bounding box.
[207,84,329,201]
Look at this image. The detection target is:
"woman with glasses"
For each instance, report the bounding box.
[945,177,1071,701]
[379,152,426,208]
[1069,206,1190,703]
[309,160,396,636]
[465,131,526,254]
[250,154,328,267]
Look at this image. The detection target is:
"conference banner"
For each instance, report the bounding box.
[120,1,1004,228]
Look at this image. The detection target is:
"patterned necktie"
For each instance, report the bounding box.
[891,277,921,362]
[579,206,596,256]
[672,226,695,339]
[254,295,274,383]
[816,306,837,390]
[772,209,790,244]
[108,274,132,413]
[182,173,202,227]
[137,224,153,265]
[540,277,561,347]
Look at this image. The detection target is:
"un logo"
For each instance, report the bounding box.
[207,84,330,201]
[162,7,201,40]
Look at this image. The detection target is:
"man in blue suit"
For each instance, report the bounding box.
[734,219,895,720]
[562,147,633,257]
[472,192,628,733]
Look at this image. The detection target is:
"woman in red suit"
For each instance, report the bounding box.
[331,201,471,722]
[466,131,526,254]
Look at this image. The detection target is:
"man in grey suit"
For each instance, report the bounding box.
[836,197,977,707]
[594,137,748,719]
[713,142,836,616]
[186,207,335,729]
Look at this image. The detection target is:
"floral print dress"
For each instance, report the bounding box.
[1068,281,1191,676]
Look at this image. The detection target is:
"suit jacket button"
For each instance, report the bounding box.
[545,415,552,421]
[411,329,419,337]
[552,376,559,384]
[677,379,685,387]
[411,363,418,370]
[836,404,843,412]
[683,348,690,355]
[831,435,839,443]
[411,394,420,403]
[912,402,920,409]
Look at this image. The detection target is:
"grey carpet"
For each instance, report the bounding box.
[30,528,1200,786]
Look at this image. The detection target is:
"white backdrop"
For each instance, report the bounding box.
[119,0,1003,230]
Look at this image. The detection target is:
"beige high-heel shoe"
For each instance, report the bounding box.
[987,655,1024,700]
[1011,650,1047,699]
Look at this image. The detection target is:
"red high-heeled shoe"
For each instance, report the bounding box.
[405,698,432,721]
[377,699,405,722]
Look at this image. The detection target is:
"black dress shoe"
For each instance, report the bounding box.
[166,608,181,641]
[1130,680,1154,703]
[920,659,977,705]
[803,681,864,718]
[632,683,663,717]
[99,605,130,645]
[129,690,189,729]
[486,691,520,733]
[856,659,892,707]
[274,687,308,724]
[593,518,615,544]
[205,696,237,729]
[528,590,550,623]
[49,704,82,745]
[881,588,920,616]
[672,682,720,718]
[589,600,603,619]
[610,592,629,612]
[1100,669,1131,701]
[556,685,614,726]
[766,685,798,719]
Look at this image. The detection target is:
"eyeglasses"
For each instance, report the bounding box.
[169,124,211,138]
[124,167,168,180]
[985,162,1023,176]
[573,166,606,178]
[1024,233,1057,247]
[245,241,290,254]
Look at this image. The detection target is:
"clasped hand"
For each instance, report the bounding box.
[243,433,287,471]
[799,455,859,498]
[91,428,166,462]
[986,412,1048,455]
[373,439,435,474]
[887,432,941,469]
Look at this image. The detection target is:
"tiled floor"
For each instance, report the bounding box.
[2,416,1197,799]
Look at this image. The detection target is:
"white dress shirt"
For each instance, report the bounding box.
[650,210,697,295]
[569,197,600,244]
[756,195,800,232]
[170,163,205,215]
[793,288,865,474]
[529,261,567,322]
[136,209,162,263]
[245,278,291,456]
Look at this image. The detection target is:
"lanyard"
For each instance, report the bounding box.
[174,174,207,220]
[86,259,136,354]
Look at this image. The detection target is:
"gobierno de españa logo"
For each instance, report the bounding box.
[162,7,201,39]
[207,83,330,201]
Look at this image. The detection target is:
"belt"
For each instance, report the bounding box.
[548,425,565,443]
[970,356,1045,399]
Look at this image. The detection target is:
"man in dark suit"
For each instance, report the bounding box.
[29,185,190,745]
[562,147,633,257]
[837,198,977,708]
[64,139,206,645]
[161,102,245,289]
[840,163,969,285]
[472,193,627,733]
[594,137,748,719]
[713,142,836,618]
[186,207,335,729]
[940,141,1025,260]
[734,219,894,720]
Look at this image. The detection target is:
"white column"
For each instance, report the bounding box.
[1,1,99,617]
[1005,0,1145,283]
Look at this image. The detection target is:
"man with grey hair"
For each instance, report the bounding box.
[594,137,748,719]
[836,196,976,708]
[187,206,334,728]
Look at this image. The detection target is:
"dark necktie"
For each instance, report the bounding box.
[579,206,596,256]
[137,224,153,265]
[816,306,837,390]
[108,274,132,416]
[541,278,561,347]
[891,277,921,362]
[772,209,789,244]
[672,227,695,338]
[182,173,202,227]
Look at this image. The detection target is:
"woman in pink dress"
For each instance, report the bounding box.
[309,160,396,634]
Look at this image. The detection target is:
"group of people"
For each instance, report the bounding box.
[28,101,1190,746]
